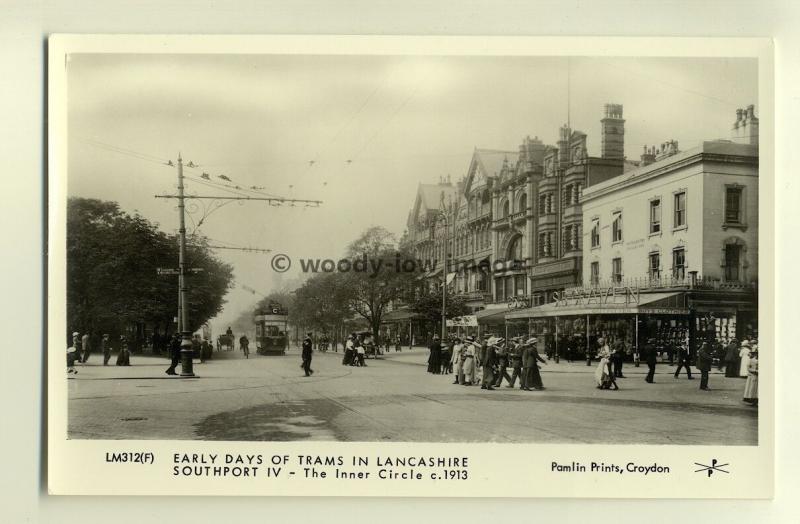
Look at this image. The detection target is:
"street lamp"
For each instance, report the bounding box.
[436,200,451,341]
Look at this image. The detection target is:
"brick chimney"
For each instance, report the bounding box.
[601,103,625,159]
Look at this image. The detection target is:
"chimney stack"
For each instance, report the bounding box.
[601,103,625,159]
[732,104,758,146]
[640,145,656,167]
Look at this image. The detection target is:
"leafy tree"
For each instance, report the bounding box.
[409,286,470,330]
[67,197,234,341]
[341,226,417,343]
[292,272,353,343]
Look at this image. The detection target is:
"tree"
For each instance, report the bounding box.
[409,286,470,331]
[292,272,352,342]
[341,226,417,343]
[67,197,234,341]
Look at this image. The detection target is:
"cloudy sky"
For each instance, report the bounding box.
[67,53,757,332]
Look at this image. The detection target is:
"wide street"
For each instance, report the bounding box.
[67,347,757,445]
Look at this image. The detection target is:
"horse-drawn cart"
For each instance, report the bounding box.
[217,334,234,351]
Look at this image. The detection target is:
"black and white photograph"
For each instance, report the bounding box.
[45,35,774,498]
[62,51,764,444]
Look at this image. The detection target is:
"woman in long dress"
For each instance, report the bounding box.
[743,348,758,405]
[594,338,618,390]
[739,341,752,378]
[461,340,476,386]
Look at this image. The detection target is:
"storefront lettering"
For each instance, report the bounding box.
[553,286,640,307]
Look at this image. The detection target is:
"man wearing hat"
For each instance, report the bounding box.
[642,337,658,383]
[522,337,547,391]
[493,337,512,387]
[507,337,524,389]
[696,341,713,390]
[480,336,498,390]
[301,332,314,376]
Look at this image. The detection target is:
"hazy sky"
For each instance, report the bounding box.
[67,54,757,332]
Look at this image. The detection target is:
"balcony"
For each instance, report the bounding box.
[458,290,493,303]
[569,275,757,294]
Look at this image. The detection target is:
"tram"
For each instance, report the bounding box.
[254,303,289,356]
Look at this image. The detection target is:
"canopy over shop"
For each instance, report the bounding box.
[504,290,692,360]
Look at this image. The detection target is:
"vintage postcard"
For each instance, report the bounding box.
[47,35,774,497]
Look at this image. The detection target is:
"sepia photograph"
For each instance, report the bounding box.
[59,49,763,448]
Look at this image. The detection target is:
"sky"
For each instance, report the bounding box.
[66,54,757,333]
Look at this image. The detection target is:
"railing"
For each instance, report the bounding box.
[457,290,493,302]
[568,275,756,293]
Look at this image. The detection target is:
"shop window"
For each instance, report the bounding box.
[724,243,742,281]
[590,261,600,286]
[504,277,514,300]
[672,248,685,280]
[612,212,623,243]
[725,186,743,224]
[674,191,686,228]
[612,257,623,284]
[591,219,600,248]
[650,198,661,233]
[648,252,661,281]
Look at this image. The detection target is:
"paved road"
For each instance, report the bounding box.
[67,347,757,445]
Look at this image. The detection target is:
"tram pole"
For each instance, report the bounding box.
[176,154,194,377]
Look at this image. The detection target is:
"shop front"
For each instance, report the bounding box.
[505,290,691,363]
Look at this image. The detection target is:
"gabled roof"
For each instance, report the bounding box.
[464,148,519,195]
[408,182,459,227]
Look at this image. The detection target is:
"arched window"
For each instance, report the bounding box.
[507,235,523,261]
[519,193,527,214]
[502,200,510,218]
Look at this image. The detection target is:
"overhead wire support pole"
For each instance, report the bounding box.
[176,154,194,377]
[157,155,324,379]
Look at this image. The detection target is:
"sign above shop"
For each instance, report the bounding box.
[553,286,641,307]
[446,315,478,327]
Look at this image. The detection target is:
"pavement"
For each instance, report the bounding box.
[67,347,757,444]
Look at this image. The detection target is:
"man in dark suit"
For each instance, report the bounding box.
[643,337,657,383]
[165,334,181,375]
[480,337,497,390]
[673,342,694,379]
[302,333,314,377]
[493,338,512,387]
[611,338,626,378]
[696,341,713,390]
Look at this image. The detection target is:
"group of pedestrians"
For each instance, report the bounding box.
[67,331,124,374]
[341,332,370,367]
[426,332,759,404]
[428,334,548,391]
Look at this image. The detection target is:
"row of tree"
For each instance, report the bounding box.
[238,226,470,345]
[67,197,235,342]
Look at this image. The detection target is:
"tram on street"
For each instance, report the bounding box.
[254,303,289,356]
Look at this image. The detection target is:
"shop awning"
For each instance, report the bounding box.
[505,291,688,319]
[381,309,424,323]
[475,307,508,324]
